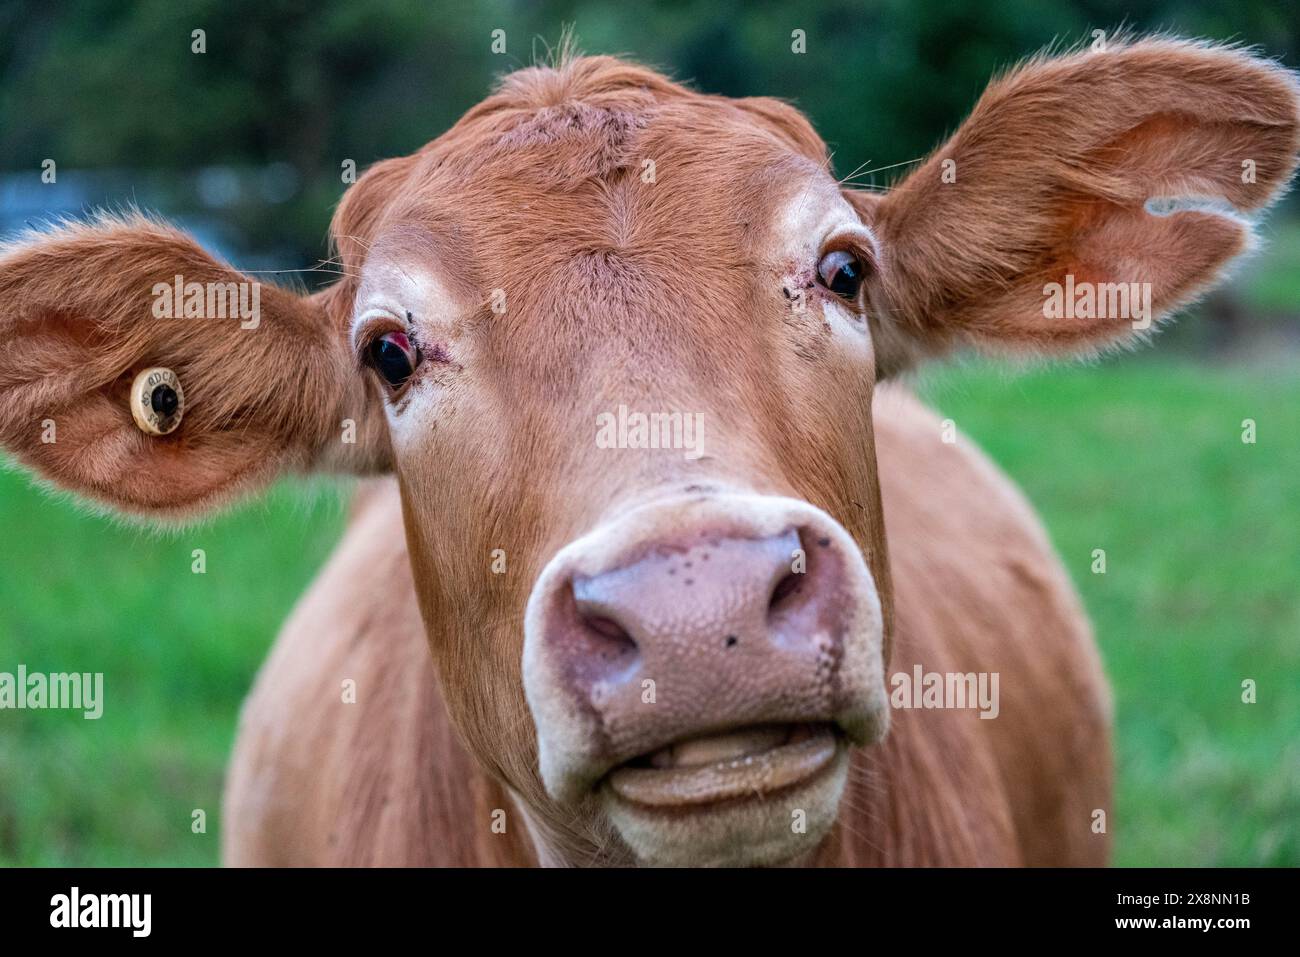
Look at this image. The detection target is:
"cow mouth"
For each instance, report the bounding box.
[604,722,840,810]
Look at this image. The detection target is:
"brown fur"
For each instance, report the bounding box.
[1,38,1296,866]
[223,387,1108,866]
[0,215,390,513]
[857,37,1300,373]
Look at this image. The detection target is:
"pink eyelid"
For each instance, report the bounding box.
[382,330,414,355]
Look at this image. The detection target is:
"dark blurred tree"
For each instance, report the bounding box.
[1,0,1296,266]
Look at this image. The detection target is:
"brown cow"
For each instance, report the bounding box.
[1,38,1296,867]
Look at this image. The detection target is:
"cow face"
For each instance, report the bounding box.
[334,67,896,865]
[1,40,1295,867]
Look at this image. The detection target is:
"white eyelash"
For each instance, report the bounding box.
[822,223,882,264]
[350,306,401,353]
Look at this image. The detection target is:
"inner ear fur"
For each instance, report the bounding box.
[851,36,1300,375]
[0,213,389,519]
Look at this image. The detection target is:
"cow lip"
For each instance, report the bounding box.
[603,723,840,810]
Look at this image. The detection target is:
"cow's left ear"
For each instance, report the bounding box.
[848,37,1300,375]
[0,214,390,520]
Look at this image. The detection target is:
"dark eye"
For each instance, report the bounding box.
[816,249,867,300]
[368,330,419,389]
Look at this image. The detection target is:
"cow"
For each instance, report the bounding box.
[1,37,1296,867]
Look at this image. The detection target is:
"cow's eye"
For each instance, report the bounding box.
[368,330,419,389]
[816,249,866,300]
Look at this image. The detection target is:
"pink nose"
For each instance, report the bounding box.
[523,495,888,803]
[568,528,826,692]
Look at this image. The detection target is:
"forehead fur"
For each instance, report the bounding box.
[330,55,832,270]
[473,55,829,179]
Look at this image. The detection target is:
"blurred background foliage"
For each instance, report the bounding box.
[0,0,1296,865]
[4,0,1300,304]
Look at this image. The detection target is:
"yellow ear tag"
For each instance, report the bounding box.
[130,367,184,436]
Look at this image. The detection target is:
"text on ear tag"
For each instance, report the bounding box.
[130,367,184,436]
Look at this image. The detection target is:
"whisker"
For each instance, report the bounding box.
[831,809,887,857]
[242,266,364,281]
[334,233,376,251]
[836,156,876,186]
[842,154,927,180]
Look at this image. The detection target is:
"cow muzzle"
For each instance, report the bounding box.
[523,492,888,866]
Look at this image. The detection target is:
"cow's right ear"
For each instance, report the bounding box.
[0,215,390,520]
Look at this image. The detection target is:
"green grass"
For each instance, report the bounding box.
[917,356,1300,867]
[1237,219,1300,315]
[1,354,1296,866]
[0,480,350,865]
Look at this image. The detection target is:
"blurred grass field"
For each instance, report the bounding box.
[0,354,1297,866]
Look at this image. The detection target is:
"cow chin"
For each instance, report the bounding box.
[599,733,852,867]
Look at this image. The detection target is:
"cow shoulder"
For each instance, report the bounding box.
[868,382,1112,865]
[222,478,537,866]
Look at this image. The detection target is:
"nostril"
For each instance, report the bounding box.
[769,571,803,611]
[581,614,638,656]
[766,526,828,626]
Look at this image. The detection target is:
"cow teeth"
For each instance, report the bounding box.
[607,726,840,808]
[650,726,792,769]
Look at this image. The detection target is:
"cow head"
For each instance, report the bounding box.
[1,39,1296,866]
